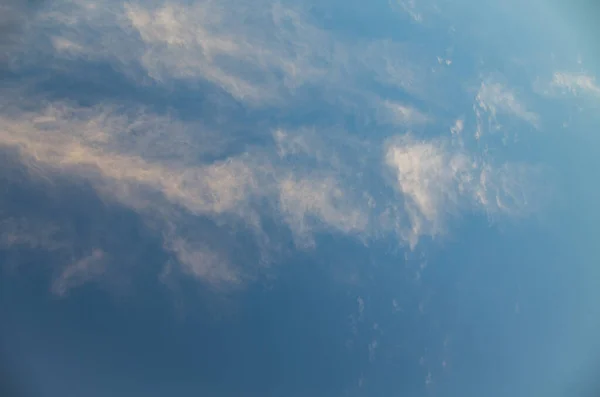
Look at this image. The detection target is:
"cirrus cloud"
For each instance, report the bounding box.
[0,0,551,296]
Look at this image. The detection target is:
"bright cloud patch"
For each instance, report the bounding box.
[550,72,600,97]
[385,135,535,248]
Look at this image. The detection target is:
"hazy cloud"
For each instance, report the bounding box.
[51,249,106,296]
[13,0,443,115]
[378,100,431,126]
[475,80,539,127]
[549,72,600,98]
[0,97,374,286]
[450,118,464,135]
[163,236,241,286]
[385,134,537,247]
[0,217,67,252]
[279,176,369,248]
[0,0,550,292]
[395,0,424,23]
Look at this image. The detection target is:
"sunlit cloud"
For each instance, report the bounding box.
[385,134,538,248]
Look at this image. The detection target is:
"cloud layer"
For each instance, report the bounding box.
[0,0,559,295]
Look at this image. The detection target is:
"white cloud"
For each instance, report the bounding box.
[51,36,84,54]
[278,176,369,248]
[475,80,539,127]
[385,136,473,247]
[385,134,537,248]
[0,101,263,216]
[0,0,553,291]
[0,97,377,285]
[0,102,275,287]
[379,100,430,125]
[162,236,241,286]
[550,72,600,97]
[450,118,464,135]
[0,94,547,288]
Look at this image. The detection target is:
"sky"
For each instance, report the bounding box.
[1,0,600,396]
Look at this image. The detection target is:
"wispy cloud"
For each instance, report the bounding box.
[0,217,67,252]
[396,0,424,23]
[122,1,314,102]
[31,0,337,103]
[51,249,106,296]
[549,72,600,97]
[378,100,431,126]
[278,176,369,248]
[162,236,241,286]
[0,0,551,295]
[450,118,464,135]
[0,97,374,289]
[0,92,543,292]
[475,80,539,127]
[385,135,473,246]
[19,0,442,113]
[385,134,537,248]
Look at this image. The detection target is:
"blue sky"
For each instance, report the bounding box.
[1,0,600,396]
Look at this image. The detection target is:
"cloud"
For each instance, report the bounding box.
[475,80,539,127]
[0,91,545,292]
[16,0,444,116]
[278,176,369,248]
[162,236,241,286]
[385,136,472,247]
[51,249,106,296]
[385,134,537,248]
[0,0,551,294]
[0,99,274,286]
[549,72,600,97]
[396,0,424,23]
[0,100,262,214]
[357,296,365,319]
[0,96,376,288]
[31,0,336,103]
[450,118,464,135]
[124,2,275,101]
[378,100,431,126]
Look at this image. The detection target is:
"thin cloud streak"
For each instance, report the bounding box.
[0,94,544,292]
